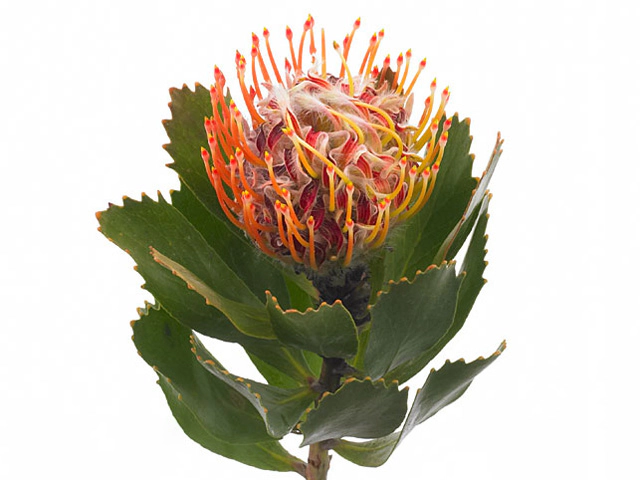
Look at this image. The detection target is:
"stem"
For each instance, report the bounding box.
[302,263,373,479]
[306,442,331,480]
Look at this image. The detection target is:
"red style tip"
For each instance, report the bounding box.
[304,15,313,30]
[396,53,403,65]
[406,49,412,58]
[286,26,293,40]
[354,18,361,28]
[378,29,385,38]
[370,33,377,45]
[263,27,270,37]
[252,32,259,46]
[251,45,258,57]
[419,58,427,68]
[383,55,391,66]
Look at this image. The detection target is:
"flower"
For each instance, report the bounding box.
[201,15,451,270]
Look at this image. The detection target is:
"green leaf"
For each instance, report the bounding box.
[386,196,492,384]
[364,264,463,380]
[99,192,317,386]
[299,378,408,446]
[191,336,316,438]
[334,342,506,467]
[370,115,478,288]
[99,194,269,337]
[151,247,274,339]
[434,132,504,263]
[267,294,359,359]
[158,376,306,474]
[132,304,272,444]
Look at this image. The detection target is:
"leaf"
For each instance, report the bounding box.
[433,132,504,263]
[334,342,506,467]
[151,247,274,339]
[191,336,316,438]
[386,196,492,384]
[299,378,408,446]
[158,377,306,474]
[132,304,272,444]
[99,194,268,336]
[370,115,478,289]
[98,193,317,386]
[364,264,463,380]
[267,294,359,359]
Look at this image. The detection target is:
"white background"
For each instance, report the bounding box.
[1,0,638,478]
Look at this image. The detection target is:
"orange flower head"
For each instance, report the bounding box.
[202,16,451,270]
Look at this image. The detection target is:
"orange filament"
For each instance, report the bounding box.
[342,18,361,73]
[283,127,319,178]
[235,149,261,200]
[417,121,439,169]
[343,219,355,267]
[252,33,271,83]
[365,30,384,78]
[400,169,430,220]
[263,28,283,85]
[416,165,440,212]
[391,165,417,217]
[286,26,298,74]
[392,53,403,89]
[379,55,391,85]
[307,216,317,270]
[321,28,327,78]
[275,201,290,249]
[345,182,355,225]
[250,45,263,100]
[228,157,243,201]
[333,41,354,97]
[265,151,286,196]
[327,166,336,212]
[236,56,264,125]
[395,49,412,93]
[365,198,388,244]
[297,15,313,73]
[359,33,377,75]
[405,57,426,98]
[388,158,407,201]
[371,199,391,248]
[286,225,303,263]
[283,210,309,248]
[210,168,243,228]
[281,189,306,230]
[290,129,350,183]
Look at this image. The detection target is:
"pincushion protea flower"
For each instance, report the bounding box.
[98,13,505,480]
[201,15,451,270]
